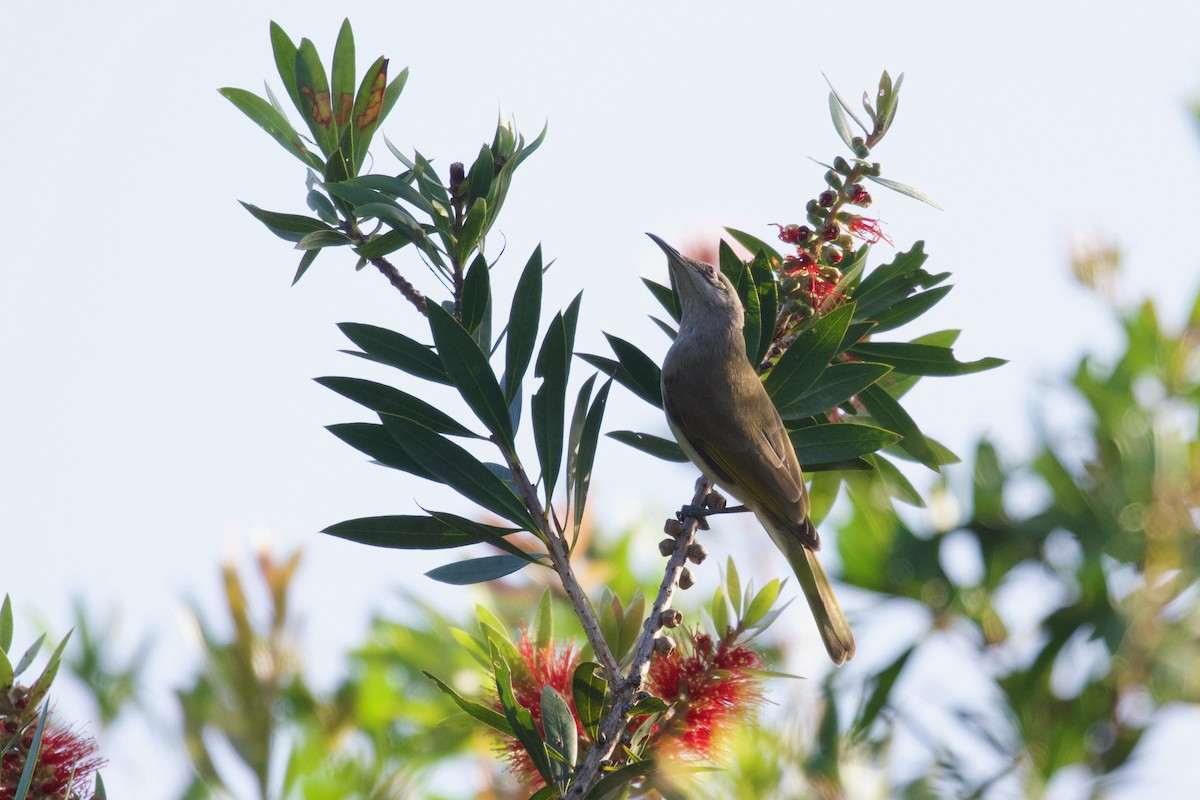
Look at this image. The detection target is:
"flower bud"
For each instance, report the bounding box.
[853,141,871,159]
[833,156,851,175]
[870,162,882,176]
[818,190,836,208]
[824,170,843,190]
[678,568,695,590]
[822,224,840,242]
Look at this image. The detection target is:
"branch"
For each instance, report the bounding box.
[368,256,427,315]
[566,477,712,799]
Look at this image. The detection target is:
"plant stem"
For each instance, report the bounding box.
[368,256,427,314]
[565,477,712,799]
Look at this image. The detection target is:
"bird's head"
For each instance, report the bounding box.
[647,233,743,328]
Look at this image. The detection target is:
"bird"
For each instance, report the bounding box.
[650,233,855,665]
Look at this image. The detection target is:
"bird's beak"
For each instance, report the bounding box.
[646,232,683,263]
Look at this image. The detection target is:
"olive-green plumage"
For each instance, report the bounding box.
[651,234,855,665]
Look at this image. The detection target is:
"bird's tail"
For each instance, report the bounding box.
[769,524,855,665]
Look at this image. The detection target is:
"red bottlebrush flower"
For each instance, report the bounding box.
[770,224,810,245]
[641,631,765,760]
[782,252,814,274]
[848,216,892,245]
[849,184,872,207]
[494,629,581,784]
[0,720,104,800]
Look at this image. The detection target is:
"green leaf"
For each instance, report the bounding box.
[239,202,332,243]
[14,701,49,800]
[317,376,479,437]
[349,56,388,173]
[322,514,514,550]
[294,229,352,251]
[602,334,663,408]
[866,174,943,210]
[380,66,409,127]
[27,632,71,711]
[532,297,581,499]
[269,21,301,108]
[424,671,514,735]
[853,645,915,739]
[534,588,554,648]
[572,661,607,742]
[493,644,555,785]
[293,38,336,156]
[723,227,784,264]
[823,73,871,135]
[426,554,538,585]
[456,197,488,266]
[858,384,939,470]
[340,173,434,215]
[788,423,901,467]
[330,19,356,133]
[864,453,924,507]
[429,510,544,557]
[0,648,11,690]
[585,761,667,800]
[850,342,1006,377]
[426,301,514,447]
[328,421,434,478]
[744,579,784,628]
[218,88,324,170]
[764,303,856,406]
[0,595,11,652]
[12,633,45,678]
[381,415,536,529]
[778,361,892,420]
[461,254,491,336]
[642,277,680,322]
[750,252,779,365]
[466,145,495,208]
[607,431,687,462]
[719,242,760,362]
[94,774,107,800]
[828,92,856,149]
[571,379,613,540]
[338,322,449,384]
[868,285,953,334]
[504,246,544,403]
[541,686,578,783]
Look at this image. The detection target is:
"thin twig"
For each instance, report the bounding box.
[565,477,712,799]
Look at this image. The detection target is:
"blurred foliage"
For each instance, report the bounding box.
[830,275,1200,796]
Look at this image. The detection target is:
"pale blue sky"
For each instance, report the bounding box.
[3,1,1200,796]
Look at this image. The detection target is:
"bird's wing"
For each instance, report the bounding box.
[662,359,813,536]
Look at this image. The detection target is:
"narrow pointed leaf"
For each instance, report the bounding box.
[642,278,680,322]
[338,322,449,384]
[322,514,504,550]
[532,296,581,497]
[425,671,514,735]
[849,342,1006,376]
[426,301,514,446]
[219,88,324,170]
[317,376,479,437]
[534,589,554,648]
[868,285,953,333]
[0,649,11,690]
[858,383,939,470]
[778,361,892,420]
[381,415,535,529]
[456,197,488,265]
[294,38,337,156]
[239,202,332,243]
[724,227,784,263]
[824,73,871,134]
[764,303,856,406]
[294,229,352,250]
[269,21,301,107]
[493,644,555,785]
[864,453,924,506]
[607,430,687,462]
[328,421,435,478]
[381,67,409,124]
[13,634,45,678]
[788,423,901,467]
[751,253,779,365]
[865,174,943,209]
[27,632,71,710]
[542,686,578,781]
[0,595,12,652]
[14,702,49,800]
[330,19,356,132]
[426,554,537,585]
[504,246,543,403]
[572,379,613,539]
[828,92,856,149]
[467,145,495,207]
[460,253,491,336]
[572,661,607,742]
[853,645,916,738]
[602,334,663,408]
